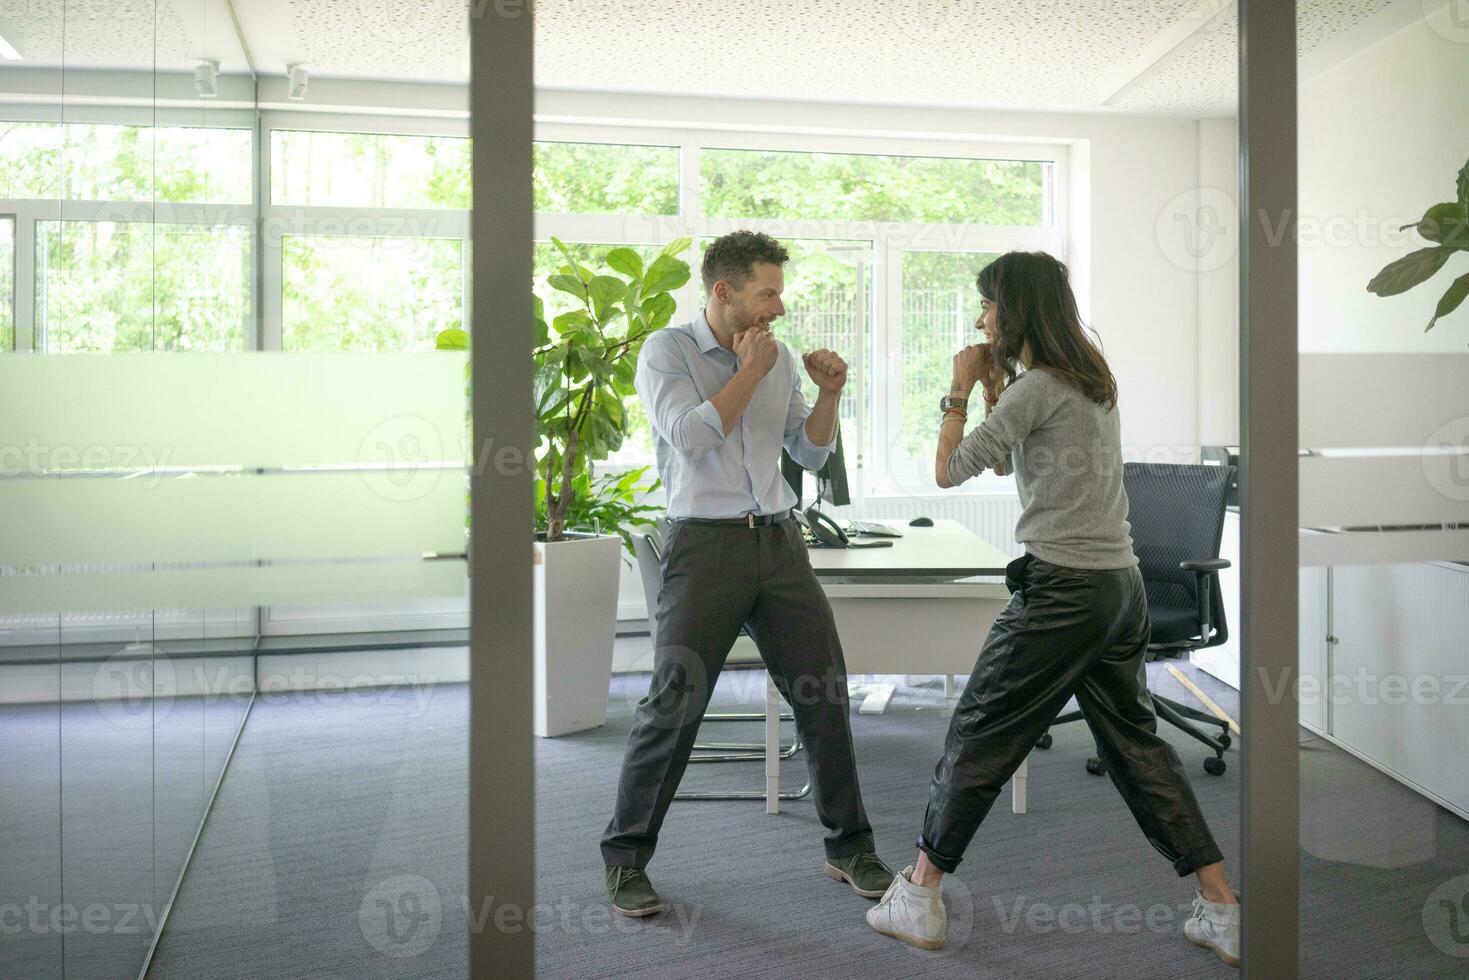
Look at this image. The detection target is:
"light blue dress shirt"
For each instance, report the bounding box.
[636,311,836,519]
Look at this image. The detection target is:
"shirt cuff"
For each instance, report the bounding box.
[789,423,836,470]
[691,400,726,442]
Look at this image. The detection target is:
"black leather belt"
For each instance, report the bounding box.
[673,510,790,528]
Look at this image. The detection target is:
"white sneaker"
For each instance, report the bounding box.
[1184,889,1241,967]
[865,865,946,950]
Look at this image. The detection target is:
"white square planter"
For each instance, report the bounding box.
[533,533,623,737]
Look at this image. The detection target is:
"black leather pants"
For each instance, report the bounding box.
[917,553,1225,876]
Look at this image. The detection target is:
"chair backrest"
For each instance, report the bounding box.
[1123,462,1233,639]
[632,527,665,648]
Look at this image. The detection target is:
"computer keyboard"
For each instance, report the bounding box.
[845,519,903,538]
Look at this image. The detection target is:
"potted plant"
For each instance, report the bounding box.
[1367,156,1469,331]
[438,236,690,736]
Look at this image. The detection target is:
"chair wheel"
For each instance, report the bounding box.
[1217,732,1231,750]
[1084,757,1106,776]
[1204,757,1227,776]
[1036,733,1053,750]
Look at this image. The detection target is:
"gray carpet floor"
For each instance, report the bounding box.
[135,646,1469,979]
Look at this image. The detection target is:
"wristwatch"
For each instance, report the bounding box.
[939,394,969,413]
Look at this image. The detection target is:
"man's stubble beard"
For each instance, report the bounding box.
[728,296,770,335]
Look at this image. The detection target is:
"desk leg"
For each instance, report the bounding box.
[1011,755,1028,814]
[765,675,780,814]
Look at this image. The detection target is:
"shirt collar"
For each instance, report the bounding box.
[692,310,729,356]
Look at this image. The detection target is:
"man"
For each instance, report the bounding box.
[601,230,894,917]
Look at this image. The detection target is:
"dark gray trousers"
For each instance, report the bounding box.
[600,517,876,869]
[918,553,1225,876]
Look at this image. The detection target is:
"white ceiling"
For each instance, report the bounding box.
[0,0,1414,116]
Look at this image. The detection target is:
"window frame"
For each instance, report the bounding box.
[0,111,259,352]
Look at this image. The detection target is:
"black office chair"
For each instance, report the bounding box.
[632,527,810,802]
[1038,462,1236,776]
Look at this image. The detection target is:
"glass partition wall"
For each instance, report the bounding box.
[0,4,472,979]
[1295,3,1469,974]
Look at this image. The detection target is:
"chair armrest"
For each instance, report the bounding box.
[1180,563,1229,649]
[1180,558,1230,572]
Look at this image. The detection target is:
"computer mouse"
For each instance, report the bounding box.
[908,516,934,527]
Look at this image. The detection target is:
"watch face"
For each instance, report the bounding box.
[940,395,967,412]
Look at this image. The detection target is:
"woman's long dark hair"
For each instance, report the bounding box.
[977,251,1117,410]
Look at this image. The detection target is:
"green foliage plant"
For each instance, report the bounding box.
[437,236,691,552]
[1367,156,1469,332]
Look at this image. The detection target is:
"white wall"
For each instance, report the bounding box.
[1298,14,1469,352]
[1197,118,1239,447]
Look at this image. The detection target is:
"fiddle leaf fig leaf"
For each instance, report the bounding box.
[644,253,691,294]
[547,273,587,302]
[434,327,468,351]
[660,235,693,258]
[1367,246,1454,297]
[1401,202,1469,249]
[588,275,627,321]
[642,292,677,331]
[1426,271,1469,332]
[605,247,643,279]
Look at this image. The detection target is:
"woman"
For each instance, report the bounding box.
[865,252,1241,968]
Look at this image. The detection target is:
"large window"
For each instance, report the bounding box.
[534,142,679,215]
[36,221,251,352]
[702,148,1048,225]
[0,121,252,204]
[271,130,471,210]
[270,132,679,216]
[898,251,998,462]
[282,234,464,351]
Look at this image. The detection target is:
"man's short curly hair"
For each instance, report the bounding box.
[701,230,789,292]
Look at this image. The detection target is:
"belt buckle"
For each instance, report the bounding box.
[747,512,757,528]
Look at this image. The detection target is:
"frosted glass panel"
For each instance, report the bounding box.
[1300,455,1469,527]
[0,352,468,471]
[0,559,468,615]
[0,471,468,565]
[1300,353,1469,449]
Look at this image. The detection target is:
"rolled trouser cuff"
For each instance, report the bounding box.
[915,836,963,874]
[1172,842,1225,877]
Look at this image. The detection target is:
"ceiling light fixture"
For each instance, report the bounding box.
[287,63,309,101]
[194,59,219,98]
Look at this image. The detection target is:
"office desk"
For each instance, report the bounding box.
[757,520,1033,814]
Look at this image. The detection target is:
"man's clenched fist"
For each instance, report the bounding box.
[734,327,780,377]
[803,349,848,394]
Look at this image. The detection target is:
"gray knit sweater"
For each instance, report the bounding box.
[946,368,1137,570]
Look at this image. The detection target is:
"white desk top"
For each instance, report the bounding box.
[805,519,1012,578]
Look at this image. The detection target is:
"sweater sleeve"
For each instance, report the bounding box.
[945,371,1058,484]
